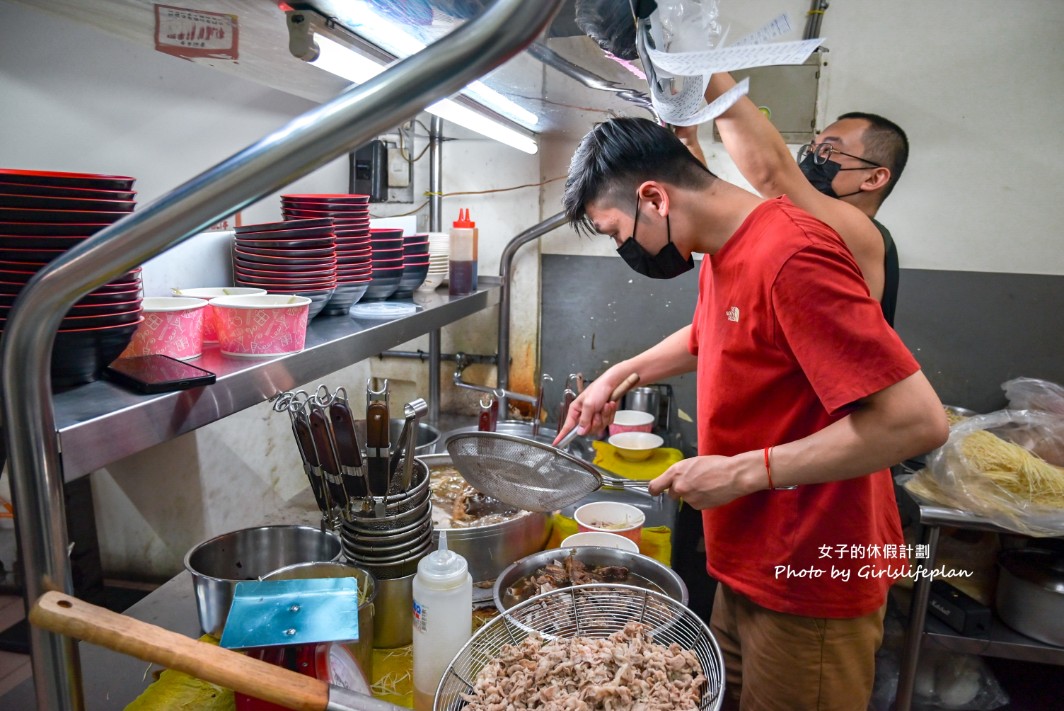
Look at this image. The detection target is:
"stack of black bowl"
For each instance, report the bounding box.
[364,228,405,301]
[281,194,372,316]
[232,218,337,320]
[393,233,430,299]
[0,169,143,389]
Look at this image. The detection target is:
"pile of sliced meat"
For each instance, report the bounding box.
[461,621,706,710]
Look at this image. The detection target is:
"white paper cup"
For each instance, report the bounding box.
[574,502,645,545]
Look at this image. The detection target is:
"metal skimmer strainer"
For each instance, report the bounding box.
[445,431,652,512]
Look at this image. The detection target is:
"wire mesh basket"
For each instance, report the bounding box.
[434,583,725,710]
[445,432,647,512]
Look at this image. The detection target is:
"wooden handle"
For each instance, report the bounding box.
[610,373,640,402]
[30,591,329,711]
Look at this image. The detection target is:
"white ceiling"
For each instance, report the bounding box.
[13,0,650,137]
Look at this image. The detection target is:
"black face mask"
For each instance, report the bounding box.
[616,199,694,279]
[798,154,862,199]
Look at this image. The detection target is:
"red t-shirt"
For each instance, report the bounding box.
[689,197,919,618]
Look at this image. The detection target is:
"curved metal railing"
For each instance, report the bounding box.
[0,1,563,707]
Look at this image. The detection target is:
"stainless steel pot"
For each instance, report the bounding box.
[996,547,1064,646]
[373,573,415,648]
[421,453,552,583]
[183,524,341,637]
[492,545,688,612]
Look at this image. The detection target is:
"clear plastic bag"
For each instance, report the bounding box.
[1002,377,1064,416]
[910,649,1009,710]
[904,409,1064,537]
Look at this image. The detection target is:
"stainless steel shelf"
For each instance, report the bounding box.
[896,491,1064,711]
[924,613,1064,664]
[53,280,500,480]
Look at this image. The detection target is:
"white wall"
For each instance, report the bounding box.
[542,0,1064,277]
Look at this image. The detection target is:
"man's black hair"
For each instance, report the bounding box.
[563,117,714,234]
[837,111,909,203]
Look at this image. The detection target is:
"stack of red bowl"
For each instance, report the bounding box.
[363,227,406,301]
[281,194,371,315]
[0,168,142,389]
[232,218,337,319]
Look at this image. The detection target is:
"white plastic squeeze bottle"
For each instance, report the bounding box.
[412,530,472,710]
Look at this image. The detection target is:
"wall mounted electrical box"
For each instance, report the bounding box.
[351,139,387,202]
[714,50,826,144]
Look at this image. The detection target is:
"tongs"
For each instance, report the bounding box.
[388,398,429,492]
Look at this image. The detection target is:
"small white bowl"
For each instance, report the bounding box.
[561,531,639,553]
[608,431,664,462]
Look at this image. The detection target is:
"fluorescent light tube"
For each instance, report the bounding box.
[311,33,538,154]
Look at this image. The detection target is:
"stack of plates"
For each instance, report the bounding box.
[281,194,371,315]
[417,231,450,293]
[0,168,143,389]
[232,218,337,319]
[393,232,430,299]
[363,227,404,301]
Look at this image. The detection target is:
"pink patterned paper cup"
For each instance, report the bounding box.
[210,294,312,358]
[170,287,267,343]
[119,297,207,360]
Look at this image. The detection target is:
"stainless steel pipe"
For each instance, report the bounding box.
[0,1,564,707]
[496,211,569,416]
[428,115,445,425]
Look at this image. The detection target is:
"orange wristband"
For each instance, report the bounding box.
[763,446,775,490]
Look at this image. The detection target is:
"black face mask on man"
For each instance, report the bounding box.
[616,198,694,280]
[798,153,863,200]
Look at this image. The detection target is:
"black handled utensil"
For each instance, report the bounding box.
[328,393,368,499]
[365,404,389,517]
[309,404,348,518]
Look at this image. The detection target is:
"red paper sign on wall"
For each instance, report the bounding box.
[154,4,239,61]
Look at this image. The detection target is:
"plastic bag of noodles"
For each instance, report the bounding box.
[904,409,1064,536]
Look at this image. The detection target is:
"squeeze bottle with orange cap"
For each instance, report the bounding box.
[412,531,472,710]
[448,208,478,296]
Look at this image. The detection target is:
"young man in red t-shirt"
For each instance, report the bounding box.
[557,117,948,710]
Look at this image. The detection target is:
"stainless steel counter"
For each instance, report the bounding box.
[53,281,500,480]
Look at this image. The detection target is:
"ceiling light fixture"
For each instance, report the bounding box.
[287,10,539,155]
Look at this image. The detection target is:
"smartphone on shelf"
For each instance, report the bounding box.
[104,355,216,394]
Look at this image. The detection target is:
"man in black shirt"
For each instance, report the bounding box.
[677,73,909,325]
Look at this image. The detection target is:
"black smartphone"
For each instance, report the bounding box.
[105,355,216,394]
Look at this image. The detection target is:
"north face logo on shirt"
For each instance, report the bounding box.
[726,306,740,322]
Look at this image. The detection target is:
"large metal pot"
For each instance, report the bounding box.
[184,524,341,637]
[422,452,551,583]
[996,547,1064,646]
